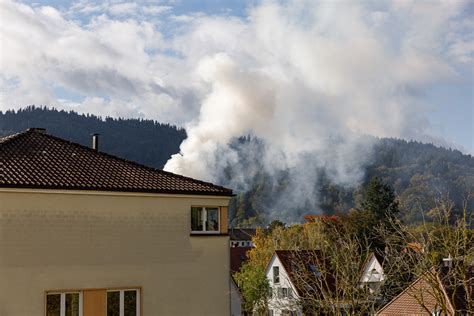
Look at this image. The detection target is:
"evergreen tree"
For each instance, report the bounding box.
[362,176,399,220]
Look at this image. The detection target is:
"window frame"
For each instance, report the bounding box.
[106,288,141,316]
[273,266,280,284]
[190,206,220,234]
[45,291,83,316]
[277,287,289,299]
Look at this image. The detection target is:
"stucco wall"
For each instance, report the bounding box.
[230,277,242,316]
[0,189,230,316]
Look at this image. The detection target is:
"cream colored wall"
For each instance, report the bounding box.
[0,189,231,316]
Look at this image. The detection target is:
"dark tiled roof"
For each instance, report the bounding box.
[0,128,233,196]
[230,247,252,273]
[229,228,257,241]
[273,250,335,296]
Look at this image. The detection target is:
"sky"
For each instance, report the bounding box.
[0,0,473,155]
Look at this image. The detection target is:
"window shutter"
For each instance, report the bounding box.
[220,206,228,234]
[83,289,106,316]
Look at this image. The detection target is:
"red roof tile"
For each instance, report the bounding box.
[0,128,233,196]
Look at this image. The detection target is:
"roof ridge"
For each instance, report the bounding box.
[0,129,28,144]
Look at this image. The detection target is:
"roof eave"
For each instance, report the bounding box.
[0,184,234,197]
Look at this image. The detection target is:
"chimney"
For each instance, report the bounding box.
[28,128,46,134]
[91,133,100,151]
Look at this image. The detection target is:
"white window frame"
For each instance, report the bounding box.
[45,291,83,316]
[106,289,141,316]
[277,287,290,299]
[191,206,220,234]
[273,266,280,284]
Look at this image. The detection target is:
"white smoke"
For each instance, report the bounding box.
[164,1,469,218]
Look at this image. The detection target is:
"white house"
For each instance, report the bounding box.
[265,251,306,316]
[359,252,385,293]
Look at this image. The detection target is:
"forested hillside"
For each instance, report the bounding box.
[1,106,472,225]
[227,138,474,226]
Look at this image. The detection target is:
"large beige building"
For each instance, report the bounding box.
[0,128,233,316]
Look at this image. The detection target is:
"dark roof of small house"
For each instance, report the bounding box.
[272,250,335,296]
[230,246,252,273]
[229,228,257,241]
[0,128,233,196]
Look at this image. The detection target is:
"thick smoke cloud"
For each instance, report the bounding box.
[164,1,471,220]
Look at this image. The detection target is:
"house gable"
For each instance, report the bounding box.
[360,253,385,290]
[265,252,304,315]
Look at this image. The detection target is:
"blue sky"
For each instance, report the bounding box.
[1,0,473,155]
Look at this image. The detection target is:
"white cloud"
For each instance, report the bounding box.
[141,5,171,15]
[108,2,138,16]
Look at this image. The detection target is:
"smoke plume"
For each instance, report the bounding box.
[164,1,469,221]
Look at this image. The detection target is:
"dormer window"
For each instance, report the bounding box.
[191,207,219,233]
[308,264,321,277]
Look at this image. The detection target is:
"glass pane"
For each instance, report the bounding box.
[46,294,61,316]
[107,291,120,316]
[273,267,279,283]
[206,208,219,231]
[65,293,80,316]
[124,290,137,316]
[191,207,203,231]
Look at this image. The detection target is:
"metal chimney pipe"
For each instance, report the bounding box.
[92,133,99,151]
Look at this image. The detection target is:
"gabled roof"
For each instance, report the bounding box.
[229,228,257,241]
[359,252,385,282]
[377,266,474,315]
[377,270,455,315]
[0,128,233,196]
[267,250,334,296]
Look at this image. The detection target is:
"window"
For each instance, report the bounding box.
[277,287,292,299]
[191,207,219,233]
[46,292,82,316]
[107,289,140,316]
[273,266,280,284]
